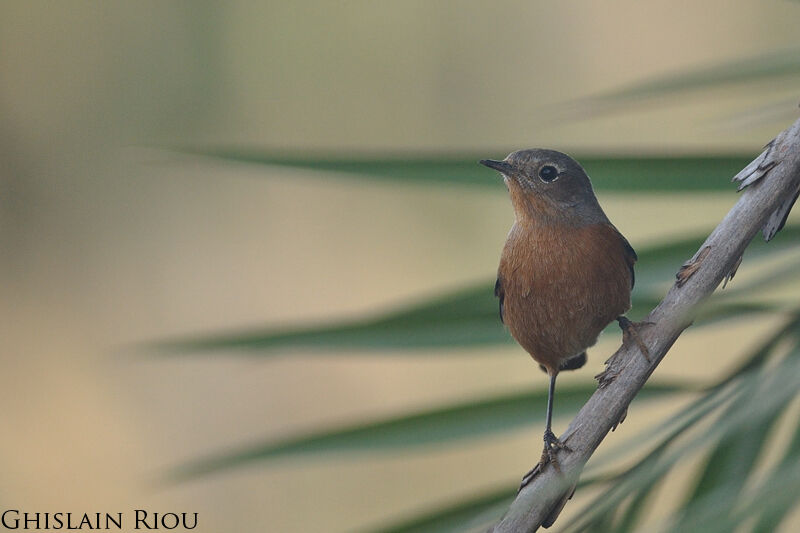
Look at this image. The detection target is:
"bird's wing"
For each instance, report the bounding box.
[494,276,505,324]
[606,224,638,289]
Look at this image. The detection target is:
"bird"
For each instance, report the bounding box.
[480,149,642,494]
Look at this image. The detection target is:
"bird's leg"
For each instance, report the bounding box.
[519,373,570,491]
[617,316,651,362]
[541,372,570,462]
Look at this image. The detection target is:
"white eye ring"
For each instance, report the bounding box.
[538,165,559,182]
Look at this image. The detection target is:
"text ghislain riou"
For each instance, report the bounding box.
[1,510,197,530]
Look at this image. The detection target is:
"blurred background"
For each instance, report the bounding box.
[2,1,800,532]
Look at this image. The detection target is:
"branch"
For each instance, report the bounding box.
[489,116,800,533]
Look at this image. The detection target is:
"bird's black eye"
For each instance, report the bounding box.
[538,165,558,182]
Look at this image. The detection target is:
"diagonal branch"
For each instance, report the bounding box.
[489,116,800,533]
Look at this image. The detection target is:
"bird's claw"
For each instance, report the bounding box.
[518,464,542,492]
[544,429,570,453]
[542,429,570,470]
[519,430,571,492]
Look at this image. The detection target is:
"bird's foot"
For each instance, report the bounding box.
[542,429,571,468]
[518,430,571,492]
[518,464,542,492]
[617,316,652,362]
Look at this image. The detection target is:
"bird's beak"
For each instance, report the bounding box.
[479,159,513,175]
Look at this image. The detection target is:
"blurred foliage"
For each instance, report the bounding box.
[159,225,799,355]
[580,47,800,111]
[159,151,800,531]
[178,150,754,192]
[157,46,800,532]
[170,382,694,481]
[560,314,800,533]
[366,313,800,533]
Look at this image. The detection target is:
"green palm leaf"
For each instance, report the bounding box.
[579,47,800,107]
[558,315,800,532]
[661,424,800,533]
[363,485,514,533]
[169,382,691,481]
[683,379,783,508]
[364,471,617,533]
[752,418,800,532]
[155,226,799,355]
[174,149,753,192]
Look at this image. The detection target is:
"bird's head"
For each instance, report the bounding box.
[480,149,607,226]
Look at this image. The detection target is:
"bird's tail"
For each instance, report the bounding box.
[559,352,587,371]
[539,352,587,373]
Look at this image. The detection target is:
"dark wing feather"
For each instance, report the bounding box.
[494,277,505,324]
[623,237,637,289]
[607,224,638,289]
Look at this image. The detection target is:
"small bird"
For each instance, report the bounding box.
[480,149,640,489]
